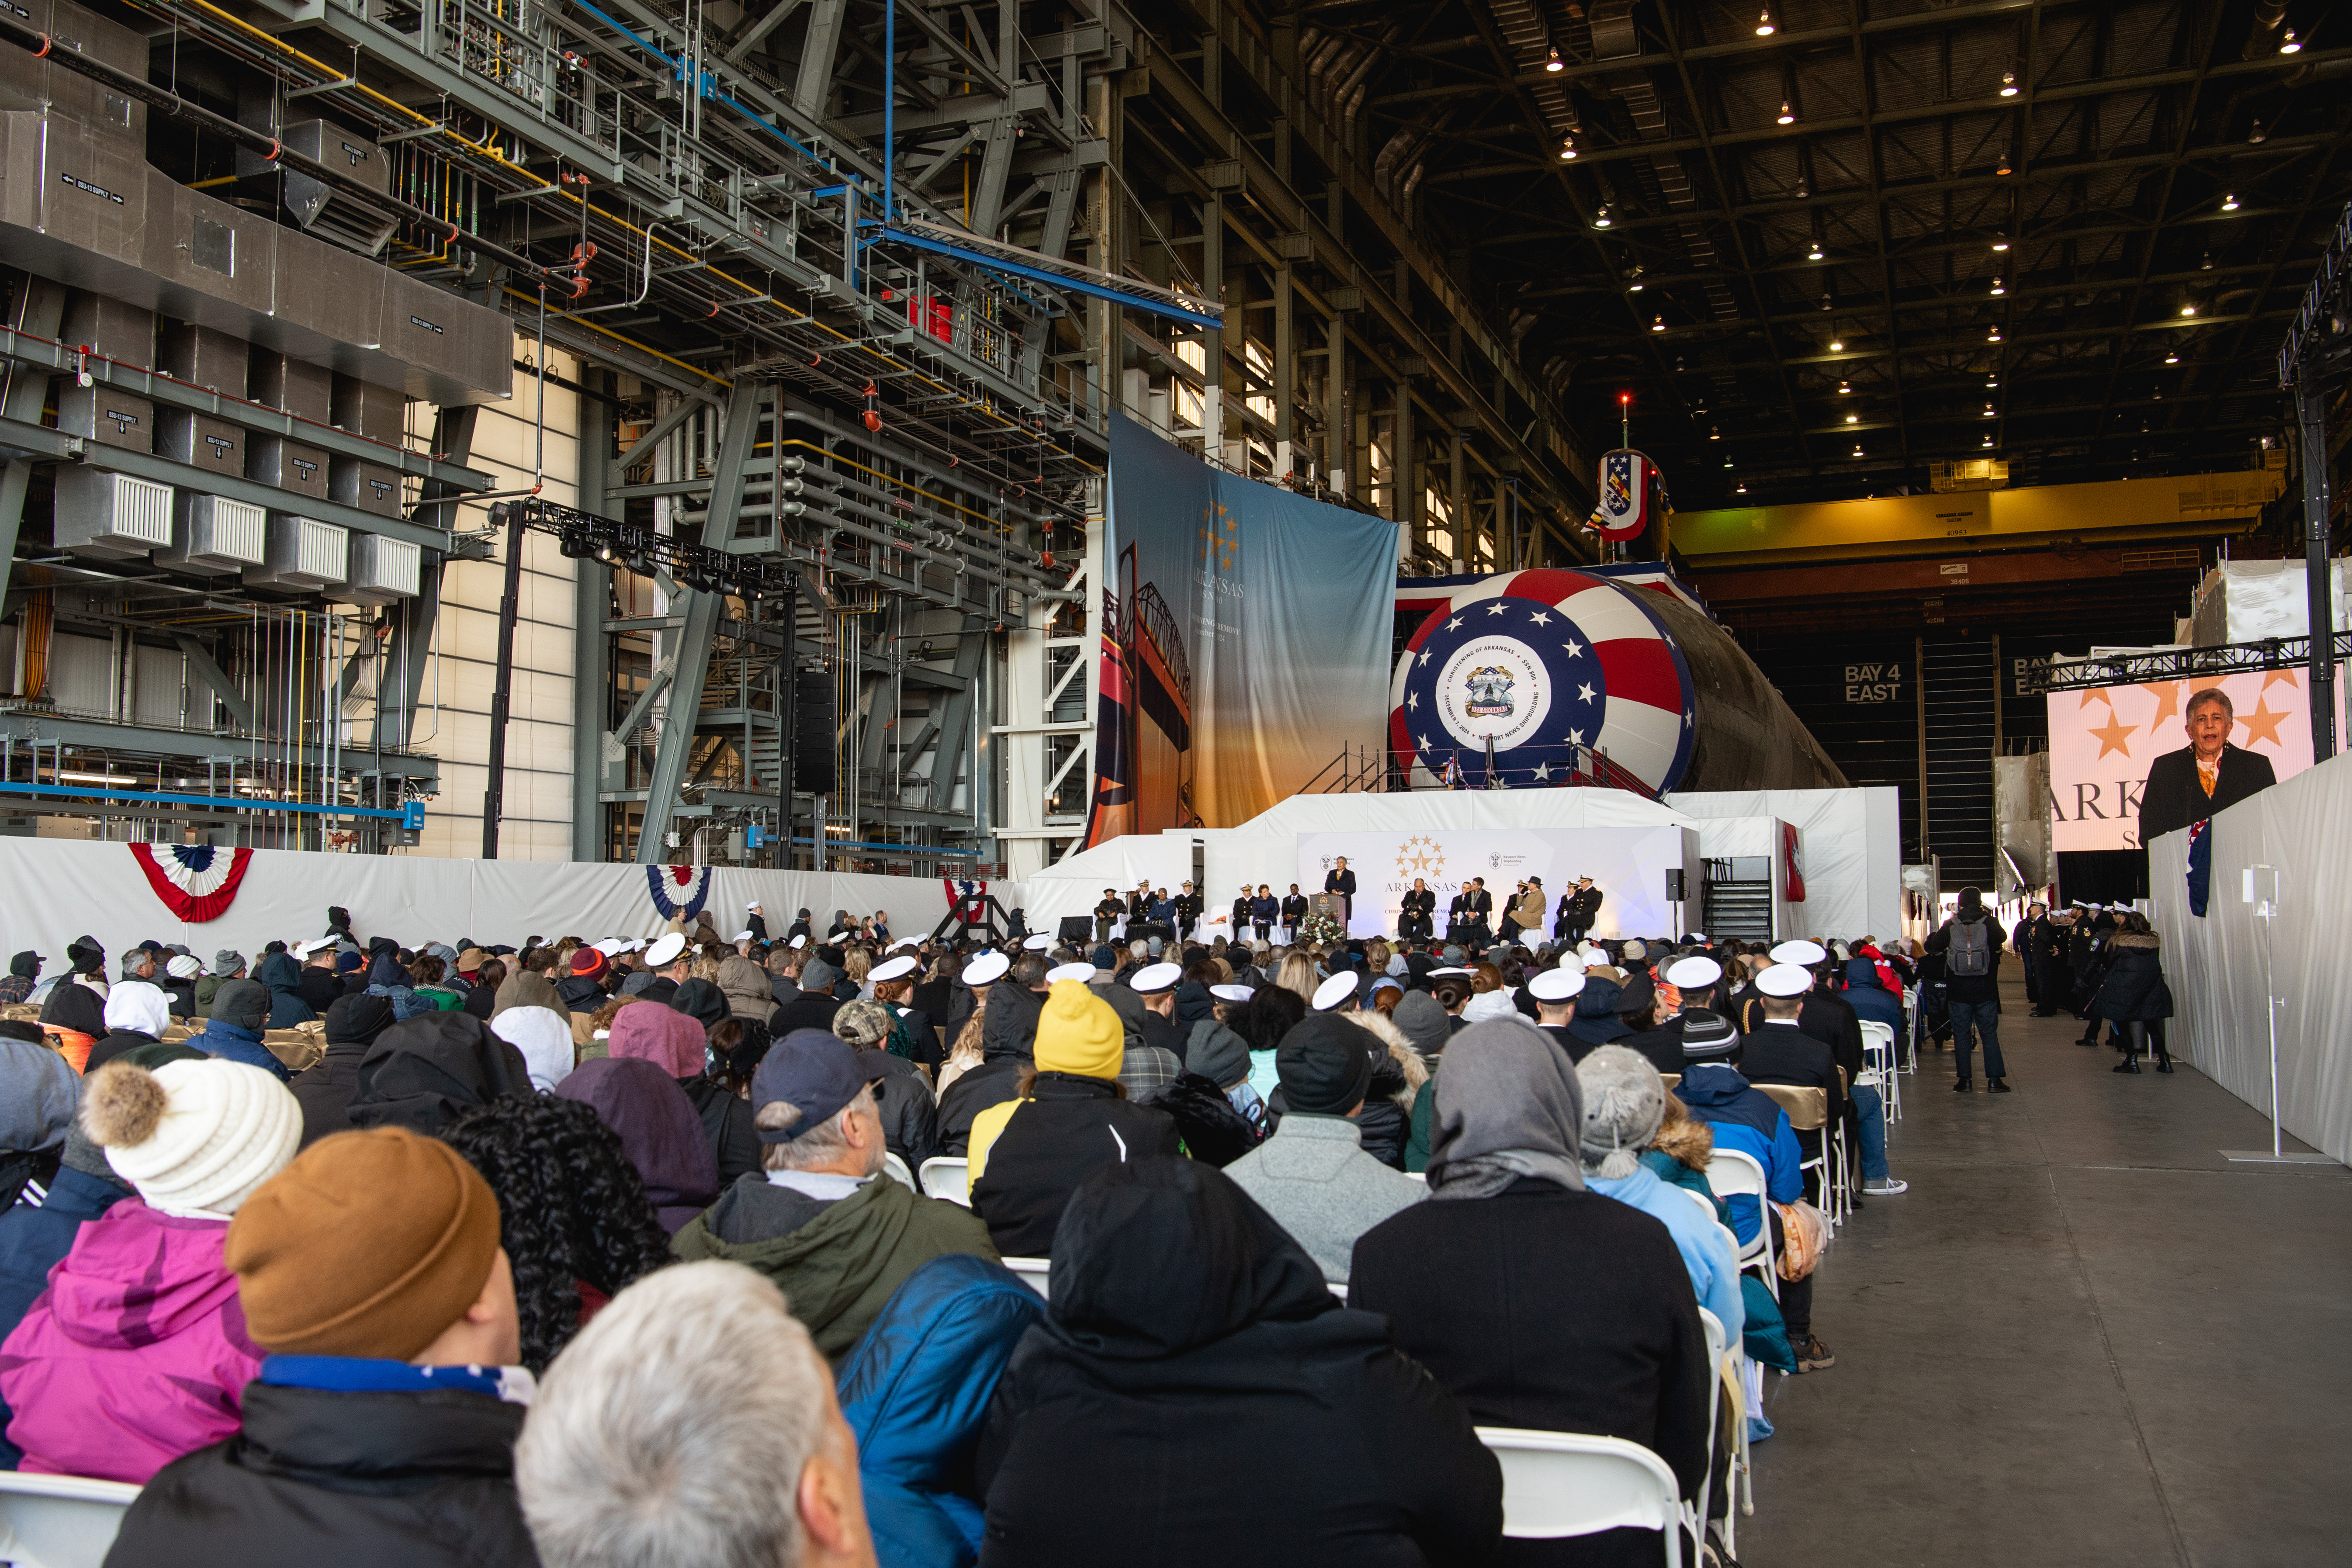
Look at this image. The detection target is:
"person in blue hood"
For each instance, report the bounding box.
[835,1254,1044,1568]
[1841,955,1906,1035]
[186,977,294,1082]
[1673,1020,1835,1375]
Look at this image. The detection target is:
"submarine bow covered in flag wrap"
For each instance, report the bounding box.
[1392,568,1847,793]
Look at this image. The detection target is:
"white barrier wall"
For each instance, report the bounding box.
[2149,750,2352,1165]
[0,839,1013,970]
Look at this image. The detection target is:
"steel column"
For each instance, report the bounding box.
[635,389,763,861]
[2299,379,2336,761]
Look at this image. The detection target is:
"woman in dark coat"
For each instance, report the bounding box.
[2090,914,2175,1074]
[976,1157,1502,1568]
[1350,1015,1713,1568]
[289,994,399,1146]
[252,949,316,1029]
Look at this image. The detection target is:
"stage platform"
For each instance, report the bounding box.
[1025,785,1902,946]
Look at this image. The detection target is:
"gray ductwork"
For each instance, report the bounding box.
[0,99,512,402]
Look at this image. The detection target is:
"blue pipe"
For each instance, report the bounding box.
[873,225,1226,329]
[570,0,826,169]
[884,0,895,220]
[0,780,414,820]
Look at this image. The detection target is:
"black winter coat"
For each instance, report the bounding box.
[105,1382,539,1568]
[970,1075,1181,1256]
[1351,1177,1712,1568]
[679,1075,762,1184]
[863,1048,942,1165]
[2090,933,2175,1022]
[975,1157,1500,1568]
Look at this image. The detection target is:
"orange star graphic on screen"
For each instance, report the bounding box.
[2080,689,2115,710]
[2138,681,2181,727]
[2089,713,2137,758]
[2262,668,2300,691]
[2237,699,2290,748]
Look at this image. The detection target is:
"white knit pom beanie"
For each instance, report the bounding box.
[80,1059,303,1219]
[1575,1045,1667,1180]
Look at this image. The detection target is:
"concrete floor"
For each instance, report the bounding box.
[1741,974,2352,1568]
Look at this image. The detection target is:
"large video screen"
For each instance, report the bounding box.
[2046,670,2327,851]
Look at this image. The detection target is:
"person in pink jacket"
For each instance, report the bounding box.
[0,1056,301,1482]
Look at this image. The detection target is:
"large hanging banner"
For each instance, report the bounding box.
[1296,826,1698,940]
[1088,415,1399,843]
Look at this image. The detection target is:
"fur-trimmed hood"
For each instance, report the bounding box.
[1344,1009,1431,1108]
[2110,931,2161,952]
[1649,1108,1715,1171]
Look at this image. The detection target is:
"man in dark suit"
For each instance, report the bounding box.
[1558,876,1604,943]
[1461,877,1494,946]
[1399,879,1436,941]
[2139,686,2278,844]
[1281,884,1308,940]
[1094,889,1127,944]
[1323,857,1358,920]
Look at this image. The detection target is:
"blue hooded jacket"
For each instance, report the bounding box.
[1566,975,1630,1046]
[836,1253,1046,1568]
[1841,959,1906,1034]
[1673,1063,1801,1244]
[0,1163,133,1466]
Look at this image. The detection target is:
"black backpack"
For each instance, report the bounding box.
[1947,917,1992,977]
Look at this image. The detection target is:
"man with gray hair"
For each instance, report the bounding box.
[671,1029,994,1361]
[516,1260,878,1568]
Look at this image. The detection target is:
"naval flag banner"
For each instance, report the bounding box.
[1593,449,1662,542]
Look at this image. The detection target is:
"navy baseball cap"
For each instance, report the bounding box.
[751,1028,888,1142]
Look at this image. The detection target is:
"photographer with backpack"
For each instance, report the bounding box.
[1926,887,2011,1094]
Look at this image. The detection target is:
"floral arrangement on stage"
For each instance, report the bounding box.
[1298,910,1347,946]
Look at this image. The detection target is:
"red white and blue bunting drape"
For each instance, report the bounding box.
[128,844,255,923]
[646,865,713,921]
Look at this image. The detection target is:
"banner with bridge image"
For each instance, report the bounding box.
[1086,414,1398,844]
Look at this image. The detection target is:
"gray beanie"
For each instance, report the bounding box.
[1391,990,1451,1060]
[214,949,246,974]
[208,977,270,1033]
[1576,1045,1666,1179]
[801,956,840,994]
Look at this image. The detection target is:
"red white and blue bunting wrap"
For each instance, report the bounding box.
[1389,568,1696,793]
[647,865,713,921]
[942,879,988,920]
[128,844,254,923]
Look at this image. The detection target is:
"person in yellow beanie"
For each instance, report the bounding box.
[966,979,1182,1256]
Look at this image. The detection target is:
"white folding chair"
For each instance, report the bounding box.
[0,1471,142,1568]
[918,1156,970,1205]
[1704,1149,1778,1300]
[1857,1020,1901,1131]
[881,1152,916,1191]
[1901,987,1922,1071]
[999,1255,1051,1299]
[1476,1428,1683,1566]
[1693,1308,1725,1549]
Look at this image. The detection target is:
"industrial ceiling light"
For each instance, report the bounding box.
[1545,47,1565,72]
[1778,100,1796,125]
[1829,336,1845,351]
[1710,425,1722,439]
[1838,379,1852,393]
[1851,444,1864,457]
[1996,145,2013,176]
[1652,315,1666,331]
[1988,327,2003,341]
[1808,239,1825,260]
[1820,291,1833,310]
[2202,251,2214,270]
[1560,135,1578,160]
[1999,69,2019,97]
[1990,277,2006,295]
[2249,119,2268,144]
[1992,237,2010,251]
[1983,404,1997,417]
[1737,482,1748,493]
[1594,204,1612,227]
[1724,458,1734,467]
[1756,7,1776,37]
[2221,193,2240,211]
[2180,304,2197,317]
[1846,412,1859,423]
[1986,376,1999,387]
[2281,28,2302,53]
[1983,435,1995,447]
[2165,350,2180,364]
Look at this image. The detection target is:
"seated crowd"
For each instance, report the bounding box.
[0,899,1927,1567]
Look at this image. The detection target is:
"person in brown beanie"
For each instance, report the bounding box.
[104,1127,541,1568]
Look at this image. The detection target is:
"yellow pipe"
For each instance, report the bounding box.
[776,439,1012,532]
